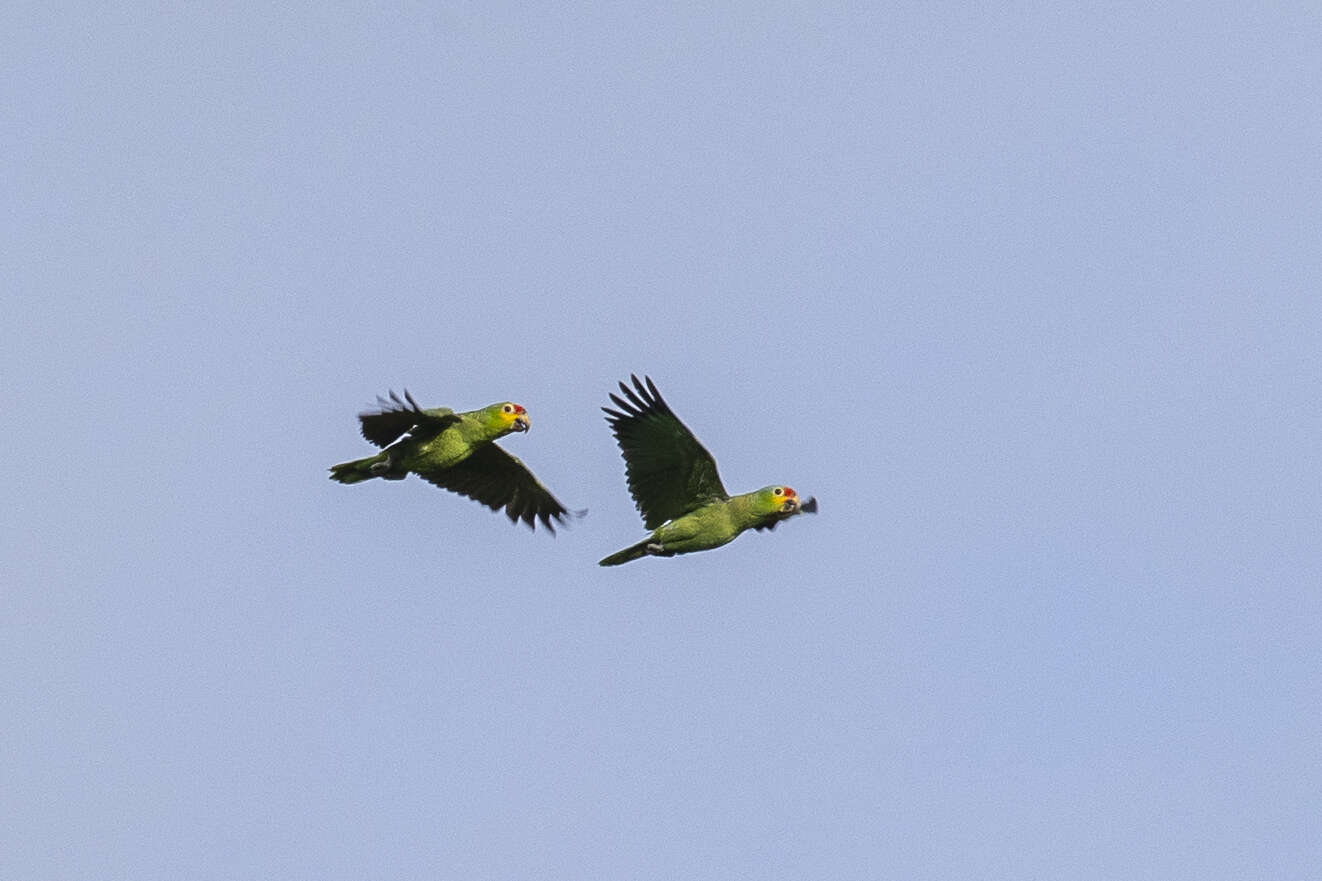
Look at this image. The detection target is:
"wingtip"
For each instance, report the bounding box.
[613,374,664,414]
[520,506,587,536]
[547,507,588,533]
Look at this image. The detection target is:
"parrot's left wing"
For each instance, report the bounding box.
[359,390,459,447]
[603,375,729,529]
[420,444,578,532]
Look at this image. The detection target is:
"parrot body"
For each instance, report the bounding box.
[329,403,496,482]
[599,376,816,565]
[598,486,815,565]
[329,391,576,532]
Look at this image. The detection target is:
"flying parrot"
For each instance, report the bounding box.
[598,375,817,565]
[329,390,577,532]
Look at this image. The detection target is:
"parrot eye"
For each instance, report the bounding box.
[773,487,783,495]
[502,404,512,414]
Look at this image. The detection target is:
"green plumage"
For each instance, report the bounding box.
[599,375,817,565]
[329,390,576,532]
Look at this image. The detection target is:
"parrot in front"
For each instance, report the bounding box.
[329,390,577,532]
[598,375,817,565]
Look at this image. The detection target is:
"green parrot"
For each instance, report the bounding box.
[329,390,577,532]
[599,375,817,565]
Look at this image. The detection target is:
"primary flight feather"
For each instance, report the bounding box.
[599,375,817,565]
[329,390,577,532]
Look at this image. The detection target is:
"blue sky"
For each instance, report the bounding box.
[4,3,1319,878]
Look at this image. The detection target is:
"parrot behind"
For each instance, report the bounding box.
[329,390,577,532]
[599,375,816,565]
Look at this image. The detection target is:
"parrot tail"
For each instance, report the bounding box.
[328,452,391,484]
[598,538,653,567]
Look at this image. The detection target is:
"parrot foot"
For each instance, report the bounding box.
[646,542,664,556]
[369,455,406,480]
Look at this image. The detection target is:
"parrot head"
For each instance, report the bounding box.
[758,485,819,516]
[749,485,818,532]
[761,485,802,514]
[494,402,530,433]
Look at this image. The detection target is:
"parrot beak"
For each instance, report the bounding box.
[800,496,818,514]
[512,414,530,432]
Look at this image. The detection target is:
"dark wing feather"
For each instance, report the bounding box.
[602,375,728,530]
[358,390,459,447]
[418,443,578,533]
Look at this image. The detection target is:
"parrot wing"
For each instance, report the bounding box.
[358,390,459,447]
[602,375,729,530]
[419,443,578,533]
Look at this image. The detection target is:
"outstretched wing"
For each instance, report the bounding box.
[419,443,579,533]
[358,390,459,447]
[602,375,728,529]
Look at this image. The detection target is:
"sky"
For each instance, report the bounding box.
[3,2,1320,878]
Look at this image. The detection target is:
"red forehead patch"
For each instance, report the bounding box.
[513,404,526,414]
[783,486,796,497]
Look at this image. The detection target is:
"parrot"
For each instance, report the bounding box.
[329,390,577,532]
[598,375,817,565]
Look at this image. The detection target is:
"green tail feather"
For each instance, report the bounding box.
[599,538,652,566]
[328,452,387,484]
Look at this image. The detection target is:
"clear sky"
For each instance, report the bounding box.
[4,3,1319,879]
